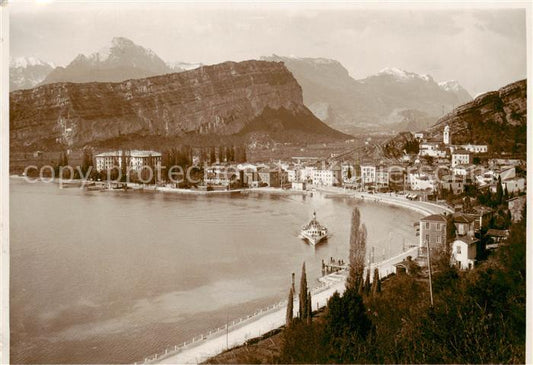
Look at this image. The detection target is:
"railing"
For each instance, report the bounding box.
[138,245,421,364]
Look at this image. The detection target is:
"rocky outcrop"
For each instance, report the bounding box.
[429,79,526,154]
[10,60,349,150]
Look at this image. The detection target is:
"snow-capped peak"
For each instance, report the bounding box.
[111,36,135,48]
[439,80,462,93]
[10,56,54,68]
[378,67,410,79]
[167,61,203,71]
[90,37,136,63]
[378,67,433,82]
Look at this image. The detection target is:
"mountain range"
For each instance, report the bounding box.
[10,60,348,151]
[9,57,55,91]
[11,37,474,137]
[261,55,473,134]
[9,37,203,91]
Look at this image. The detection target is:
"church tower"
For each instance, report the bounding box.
[443,125,451,145]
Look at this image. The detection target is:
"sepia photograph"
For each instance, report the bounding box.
[1,1,530,364]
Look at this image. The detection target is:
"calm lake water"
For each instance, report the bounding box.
[10,179,420,364]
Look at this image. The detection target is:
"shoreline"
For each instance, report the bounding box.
[144,187,450,364]
[11,176,452,365]
[10,176,453,216]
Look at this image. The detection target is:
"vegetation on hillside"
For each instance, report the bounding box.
[278,206,526,364]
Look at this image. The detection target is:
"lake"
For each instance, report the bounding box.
[10,179,420,363]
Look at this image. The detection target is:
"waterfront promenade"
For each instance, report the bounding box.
[153,273,347,364]
[148,187,450,364]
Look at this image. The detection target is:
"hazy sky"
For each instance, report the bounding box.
[9,2,528,96]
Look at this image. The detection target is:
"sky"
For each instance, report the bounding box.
[9,2,528,97]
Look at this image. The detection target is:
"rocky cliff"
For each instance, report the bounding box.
[378,79,527,159]
[10,60,349,150]
[429,79,526,154]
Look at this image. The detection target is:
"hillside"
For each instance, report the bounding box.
[379,79,527,158]
[429,79,527,154]
[10,60,349,151]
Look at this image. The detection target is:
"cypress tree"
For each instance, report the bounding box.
[299,262,308,320]
[347,207,367,290]
[306,291,312,324]
[364,268,371,295]
[496,176,503,205]
[286,287,294,327]
[209,147,216,164]
[371,267,381,295]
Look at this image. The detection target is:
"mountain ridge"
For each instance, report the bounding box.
[261,55,473,134]
[10,60,350,151]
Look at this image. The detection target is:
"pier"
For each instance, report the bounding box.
[322,257,347,274]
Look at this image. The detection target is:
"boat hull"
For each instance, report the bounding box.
[300,232,328,246]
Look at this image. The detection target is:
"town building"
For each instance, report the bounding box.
[485,229,509,250]
[508,195,526,223]
[360,163,376,185]
[95,150,162,172]
[419,214,447,252]
[456,144,488,154]
[451,149,472,167]
[453,213,476,236]
[291,181,306,191]
[472,206,493,231]
[286,167,300,183]
[419,141,447,158]
[313,166,341,186]
[451,235,478,270]
[407,172,438,191]
[204,165,236,186]
[341,163,356,185]
[452,164,475,177]
[243,171,259,187]
[440,175,464,195]
[502,177,526,194]
[257,167,281,187]
[375,166,390,188]
[300,166,317,182]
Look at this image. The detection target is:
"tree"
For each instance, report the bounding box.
[323,287,373,363]
[306,291,312,324]
[364,269,371,296]
[347,207,367,291]
[496,176,503,205]
[209,147,216,165]
[80,148,94,177]
[371,267,381,295]
[299,262,308,320]
[286,287,294,327]
[464,196,472,212]
[346,166,352,180]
